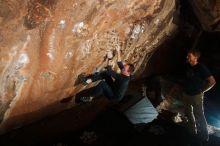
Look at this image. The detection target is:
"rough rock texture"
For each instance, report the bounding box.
[0,0,177,133]
[189,0,220,31]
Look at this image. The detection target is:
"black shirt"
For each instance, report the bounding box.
[106,62,130,99]
[184,63,212,96]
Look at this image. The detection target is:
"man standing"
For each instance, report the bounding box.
[76,47,135,103]
[183,49,216,141]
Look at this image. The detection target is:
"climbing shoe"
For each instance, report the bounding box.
[78,73,88,85]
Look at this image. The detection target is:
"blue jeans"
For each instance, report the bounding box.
[77,71,117,101]
[89,81,115,100]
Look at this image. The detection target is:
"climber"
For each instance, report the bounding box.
[75,46,135,103]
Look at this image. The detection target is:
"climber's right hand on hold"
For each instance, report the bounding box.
[107,50,113,60]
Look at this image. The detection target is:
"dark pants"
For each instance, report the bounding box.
[89,81,115,100]
[77,71,116,100]
[182,92,209,141]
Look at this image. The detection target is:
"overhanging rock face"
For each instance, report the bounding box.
[189,0,220,31]
[0,0,177,133]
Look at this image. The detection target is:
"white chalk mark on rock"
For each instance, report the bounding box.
[58,20,66,29]
[130,24,145,39]
[48,29,56,60]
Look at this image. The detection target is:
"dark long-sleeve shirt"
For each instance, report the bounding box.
[106,62,130,99]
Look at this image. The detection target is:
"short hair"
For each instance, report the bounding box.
[128,63,135,74]
[188,49,201,59]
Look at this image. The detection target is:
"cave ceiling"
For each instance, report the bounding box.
[189,0,220,31]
